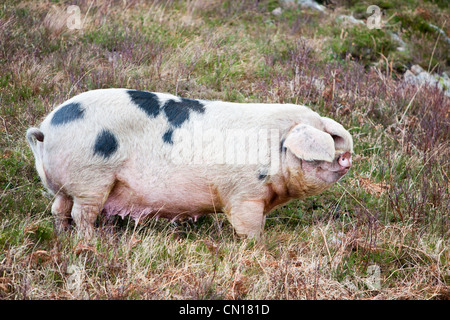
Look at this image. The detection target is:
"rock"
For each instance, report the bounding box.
[404,65,450,97]
[271,7,282,16]
[337,15,365,26]
[281,0,326,13]
[428,23,450,44]
[403,70,416,83]
[389,32,407,52]
[410,64,424,75]
[416,71,435,84]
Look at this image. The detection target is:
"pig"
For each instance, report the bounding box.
[26,89,353,239]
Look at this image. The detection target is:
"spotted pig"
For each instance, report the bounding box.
[26,89,353,239]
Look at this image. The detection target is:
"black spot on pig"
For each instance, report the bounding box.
[162,98,205,128]
[51,102,84,126]
[258,169,268,180]
[128,90,160,118]
[94,129,118,158]
[280,138,286,153]
[161,98,205,144]
[162,129,174,144]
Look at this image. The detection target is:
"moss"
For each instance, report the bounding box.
[394,13,436,34]
[330,26,397,66]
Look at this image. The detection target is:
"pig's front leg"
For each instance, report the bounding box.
[227,200,266,240]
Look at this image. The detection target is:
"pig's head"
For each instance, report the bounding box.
[282,117,353,196]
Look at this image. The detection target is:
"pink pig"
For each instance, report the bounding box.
[27,89,353,239]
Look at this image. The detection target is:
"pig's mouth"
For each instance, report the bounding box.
[327,166,349,179]
[318,152,352,179]
[333,166,349,175]
[318,152,352,172]
[301,152,352,184]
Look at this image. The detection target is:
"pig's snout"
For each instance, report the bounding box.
[338,152,352,171]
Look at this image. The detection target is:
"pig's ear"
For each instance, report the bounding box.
[321,117,353,153]
[284,124,335,162]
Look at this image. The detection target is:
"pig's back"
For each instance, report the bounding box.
[40,88,320,164]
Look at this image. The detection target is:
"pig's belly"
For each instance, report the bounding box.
[102,175,221,222]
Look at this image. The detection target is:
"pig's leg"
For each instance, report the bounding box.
[70,195,106,239]
[51,193,73,233]
[228,200,266,240]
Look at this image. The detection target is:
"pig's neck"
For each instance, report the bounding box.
[262,151,330,213]
[287,170,329,198]
[283,156,330,198]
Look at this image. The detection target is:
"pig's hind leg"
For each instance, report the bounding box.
[51,193,73,234]
[70,190,112,239]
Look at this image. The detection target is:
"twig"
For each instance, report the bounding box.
[319,227,332,266]
[66,67,97,98]
[427,19,447,73]
[400,31,441,126]
[82,0,94,29]
[337,182,379,222]
[0,116,9,138]
[411,141,448,186]
[393,243,438,263]
[398,82,423,126]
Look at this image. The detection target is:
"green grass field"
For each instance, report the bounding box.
[0,0,448,299]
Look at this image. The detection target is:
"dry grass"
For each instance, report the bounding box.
[1,215,447,300]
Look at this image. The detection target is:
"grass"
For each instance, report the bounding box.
[0,0,449,300]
